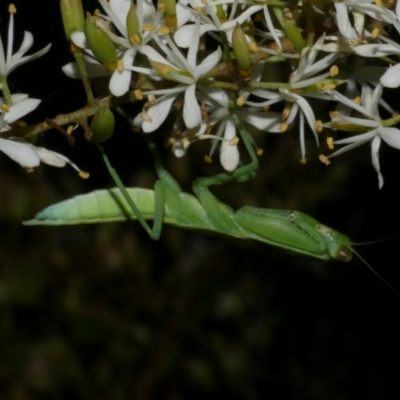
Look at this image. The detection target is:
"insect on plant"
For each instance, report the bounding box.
[23,105,399,296]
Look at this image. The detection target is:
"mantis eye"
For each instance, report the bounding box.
[335,245,352,262]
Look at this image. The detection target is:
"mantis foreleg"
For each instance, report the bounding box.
[192,96,259,217]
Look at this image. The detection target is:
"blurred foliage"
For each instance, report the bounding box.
[1,1,400,399]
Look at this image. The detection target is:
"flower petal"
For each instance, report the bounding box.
[0,138,40,168]
[109,49,136,96]
[183,84,201,129]
[142,93,177,132]
[380,64,400,88]
[371,136,383,189]
[193,47,221,80]
[220,119,239,171]
[71,31,87,49]
[3,98,41,126]
[354,44,398,57]
[62,56,108,79]
[241,111,283,132]
[27,145,81,171]
[174,24,217,48]
[379,127,400,149]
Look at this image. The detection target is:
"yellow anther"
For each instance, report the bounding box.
[229,136,239,146]
[158,63,171,75]
[299,158,307,165]
[158,3,166,12]
[135,89,143,100]
[130,125,141,132]
[283,8,292,18]
[117,59,124,72]
[143,24,154,32]
[315,120,323,132]
[374,0,382,6]
[1,103,9,112]
[26,168,34,173]
[79,171,90,179]
[130,34,141,45]
[236,95,245,106]
[182,137,190,149]
[66,125,74,135]
[165,137,175,147]
[353,96,361,104]
[249,41,258,52]
[148,95,156,104]
[279,122,288,132]
[323,83,336,91]
[330,65,339,77]
[263,105,270,111]
[326,137,334,149]
[319,154,331,165]
[194,6,202,13]
[8,3,16,13]
[204,155,213,163]
[372,28,380,39]
[329,111,340,119]
[158,26,170,34]
[256,148,263,156]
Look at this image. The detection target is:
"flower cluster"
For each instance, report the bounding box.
[0,4,88,177]
[3,0,400,188]
[59,0,400,187]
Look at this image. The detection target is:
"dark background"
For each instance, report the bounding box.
[1,1,400,399]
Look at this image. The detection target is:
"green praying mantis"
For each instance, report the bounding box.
[23,104,398,294]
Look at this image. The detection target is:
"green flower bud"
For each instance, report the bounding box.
[60,0,85,42]
[273,7,305,52]
[215,4,227,23]
[91,108,115,143]
[232,23,251,79]
[126,3,141,45]
[84,12,117,71]
[163,0,177,31]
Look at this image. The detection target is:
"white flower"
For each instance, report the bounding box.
[0,139,84,173]
[136,19,221,132]
[244,35,337,161]
[0,94,41,131]
[64,0,163,96]
[0,95,46,167]
[99,0,164,96]
[0,95,85,174]
[336,0,395,24]
[0,6,51,78]
[174,2,262,48]
[327,84,400,188]
[171,89,282,171]
[318,5,369,53]
[352,8,400,88]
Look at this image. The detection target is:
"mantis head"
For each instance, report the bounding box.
[329,243,353,262]
[317,225,353,262]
